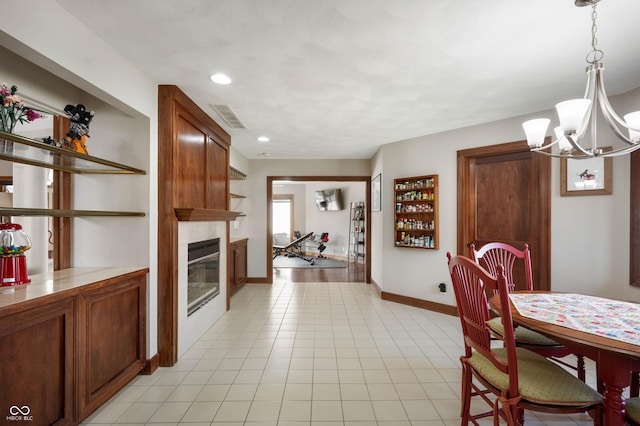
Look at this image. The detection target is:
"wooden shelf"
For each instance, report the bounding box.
[0,208,145,217]
[174,208,243,221]
[230,167,246,180]
[394,175,439,249]
[0,131,146,174]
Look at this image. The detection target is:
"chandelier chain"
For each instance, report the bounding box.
[587,2,603,64]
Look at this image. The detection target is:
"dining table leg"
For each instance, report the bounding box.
[599,352,632,426]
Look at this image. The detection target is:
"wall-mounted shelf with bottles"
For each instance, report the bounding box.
[394,174,439,249]
[0,131,146,217]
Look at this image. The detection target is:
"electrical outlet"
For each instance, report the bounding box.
[438,282,447,293]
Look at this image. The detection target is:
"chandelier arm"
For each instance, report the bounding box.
[530,138,561,152]
[599,103,638,146]
[529,149,595,159]
[599,145,640,157]
[566,135,597,157]
[595,68,639,138]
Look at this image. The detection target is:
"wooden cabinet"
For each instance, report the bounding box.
[393,175,439,249]
[229,238,248,296]
[77,272,147,420]
[0,267,147,425]
[0,296,75,425]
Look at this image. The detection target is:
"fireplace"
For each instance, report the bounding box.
[187,238,220,316]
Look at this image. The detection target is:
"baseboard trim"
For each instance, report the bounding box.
[246,277,270,284]
[369,278,382,296]
[141,353,159,375]
[381,291,458,317]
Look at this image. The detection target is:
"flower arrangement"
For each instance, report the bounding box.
[0,82,43,134]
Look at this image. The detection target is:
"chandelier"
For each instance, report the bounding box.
[522,0,640,159]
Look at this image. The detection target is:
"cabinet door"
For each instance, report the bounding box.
[229,246,238,292]
[0,297,75,426]
[236,241,247,286]
[77,275,146,421]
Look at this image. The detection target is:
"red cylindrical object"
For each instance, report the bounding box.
[0,256,30,286]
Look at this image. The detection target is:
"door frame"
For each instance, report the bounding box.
[267,175,371,284]
[457,140,551,290]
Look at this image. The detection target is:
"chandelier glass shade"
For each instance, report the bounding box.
[522,0,640,159]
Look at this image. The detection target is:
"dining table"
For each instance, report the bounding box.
[489,291,640,426]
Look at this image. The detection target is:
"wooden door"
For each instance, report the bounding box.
[457,141,551,290]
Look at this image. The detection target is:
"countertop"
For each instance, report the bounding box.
[0,266,148,310]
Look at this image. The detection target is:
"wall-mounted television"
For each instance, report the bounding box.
[315,188,344,211]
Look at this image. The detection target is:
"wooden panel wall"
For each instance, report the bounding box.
[157,85,231,366]
[176,115,207,208]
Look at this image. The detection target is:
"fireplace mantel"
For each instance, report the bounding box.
[174,208,242,222]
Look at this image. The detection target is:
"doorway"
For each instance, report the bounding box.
[267,175,371,283]
[457,141,551,290]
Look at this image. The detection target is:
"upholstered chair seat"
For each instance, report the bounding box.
[469,347,601,407]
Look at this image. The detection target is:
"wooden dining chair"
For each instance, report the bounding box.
[470,242,586,381]
[446,253,603,425]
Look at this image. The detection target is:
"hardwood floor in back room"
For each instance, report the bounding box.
[273,262,365,283]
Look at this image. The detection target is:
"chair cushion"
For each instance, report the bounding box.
[468,347,602,406]
[628,397,640,423]
[487,316,560,346]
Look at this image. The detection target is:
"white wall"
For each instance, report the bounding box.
[1,1,159,357]
[369,150,384,286]
[244,159,370,278]
[306,181,366,258]
[373,87,640,306]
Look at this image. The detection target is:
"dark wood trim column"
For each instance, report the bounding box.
[157,85,231,366]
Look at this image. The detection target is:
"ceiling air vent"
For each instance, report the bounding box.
[210,104,246,129]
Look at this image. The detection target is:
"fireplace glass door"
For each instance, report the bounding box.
[187,238,220,316]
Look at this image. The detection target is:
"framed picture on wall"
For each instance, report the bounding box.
[372,174,381,211]
[560,147,612,196]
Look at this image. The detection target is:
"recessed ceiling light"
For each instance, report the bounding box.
[262,152,271,157]
[209,73,231,85]
[257,136,270,142]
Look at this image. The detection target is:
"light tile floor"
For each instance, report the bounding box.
[82,282,600,425]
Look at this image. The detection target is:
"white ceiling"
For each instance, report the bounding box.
[56,0,640,160]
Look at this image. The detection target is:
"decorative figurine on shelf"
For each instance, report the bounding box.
[0,222,31,286]
[41,136,57,146]
[61,103,94,155]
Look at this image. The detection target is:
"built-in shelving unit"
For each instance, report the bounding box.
[0,208,145,217]
[0,131,146,218]
[348,202,365,263]
[394,174,439,249]
[0,131,146,174]
[229,166,247,217]
[230,167,247,181]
